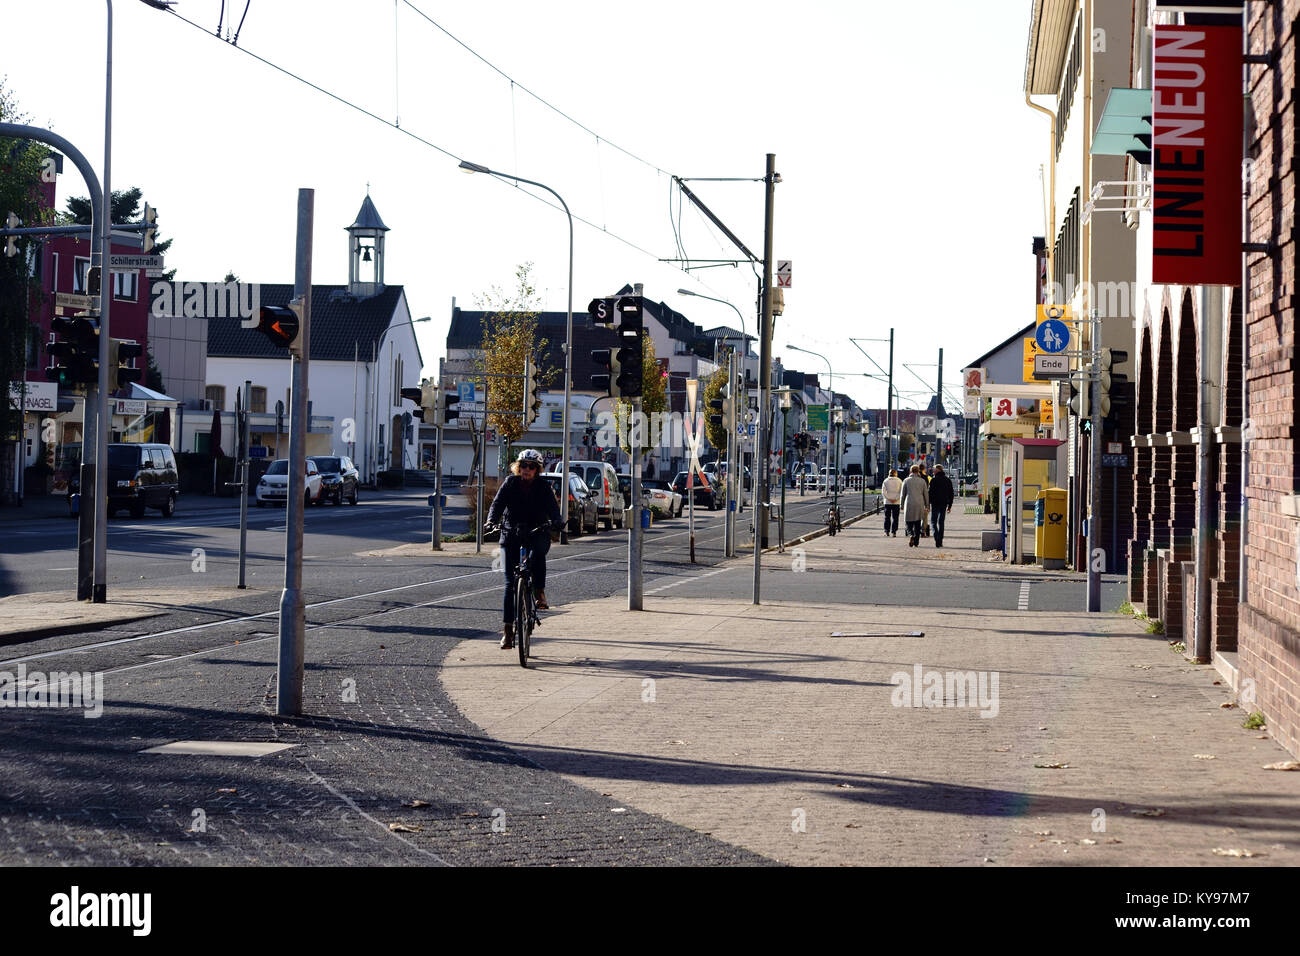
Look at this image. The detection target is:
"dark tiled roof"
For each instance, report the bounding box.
[193,283,409,362]
[702,325,753,340]
[348,195,390,232]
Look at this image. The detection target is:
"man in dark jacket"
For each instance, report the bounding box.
[928,464,955,547]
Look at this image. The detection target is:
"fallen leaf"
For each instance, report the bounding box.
[1211,847,1261,858]
[402,799,430,808]
[1220,702,1237,709]
[1106,838,1123,844]
[1263,760,1300,771]
[1193,754,1217,760]
[1131,808,1166,817]
[1034,762,1070,769]
[845,823,862,828]
[1038,726,1048,730]
[388,823,422,833]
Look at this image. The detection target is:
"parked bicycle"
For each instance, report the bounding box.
[825,503,842,536]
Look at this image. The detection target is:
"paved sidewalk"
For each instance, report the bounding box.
[441,508,1300,866]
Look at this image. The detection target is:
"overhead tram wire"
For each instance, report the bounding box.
[155,6,667,265]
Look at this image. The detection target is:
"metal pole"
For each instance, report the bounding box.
[476,391,485,555]
[237,378,250,588]
[724,351,735,557]
[861,427,867,513]
[629,397,643,610]
[780,404,787,548]
[432,423,443,549]
[91,0,113,603]
[277,187,313,716]
[888,329,895,471]
[1193,285,1221,661]
[754,152,776,603]
[1086,310,1102,612]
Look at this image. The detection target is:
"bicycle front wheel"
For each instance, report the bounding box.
[515,578,533,667]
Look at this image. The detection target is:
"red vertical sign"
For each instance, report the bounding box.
[1151,25,1241,285]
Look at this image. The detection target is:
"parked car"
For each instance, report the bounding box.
[552,460,624,530]
[671,470,720,510]
[543,473,599,536]
[640,478,683,517]
[308,455,360,505]
[256,458,324,507]
[96,442,180,518]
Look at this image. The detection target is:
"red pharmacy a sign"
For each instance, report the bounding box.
[1151,25,1241,285]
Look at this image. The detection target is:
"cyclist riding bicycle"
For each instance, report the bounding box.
[485,448,561,650]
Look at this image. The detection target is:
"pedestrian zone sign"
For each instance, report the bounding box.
[1035,319,1069,353]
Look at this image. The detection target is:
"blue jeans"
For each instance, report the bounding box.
[503,530,550,624]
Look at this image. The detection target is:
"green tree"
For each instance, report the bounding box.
[0,81,51,444]
[63,185,175,279]
[474,262,557,446]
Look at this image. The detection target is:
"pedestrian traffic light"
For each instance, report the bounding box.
[4,211,21,257]
[46,314,100,387]
[400,385,425,421]
[142,203,158,254]
[615,296,643,398]
[109,338,143,391]
[256,300,303,351]
[590,348,618,396]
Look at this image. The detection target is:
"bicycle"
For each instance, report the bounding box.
[497,523,549,668]
[825,503,842,536]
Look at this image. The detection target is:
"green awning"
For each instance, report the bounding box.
[1091,88,1152,162]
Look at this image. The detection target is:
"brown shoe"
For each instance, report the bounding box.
[499,623,515,649]
[534,590,549,610]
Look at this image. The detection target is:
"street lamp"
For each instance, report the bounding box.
[677,288,749,357]
[786,343,833,478]
[459,159,575,543]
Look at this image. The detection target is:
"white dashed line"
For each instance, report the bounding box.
[1017,581,1031,611]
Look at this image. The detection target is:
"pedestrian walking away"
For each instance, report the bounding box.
[485,449,562,649]
[881,468,903,536]
[928,463,955,547]
[900,464,930,547]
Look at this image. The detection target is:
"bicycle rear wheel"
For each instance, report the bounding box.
[515,578,533,667]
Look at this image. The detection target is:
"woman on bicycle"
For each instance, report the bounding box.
[486,449,561,650]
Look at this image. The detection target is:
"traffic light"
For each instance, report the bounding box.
[615,296,643,398]
[255,300,303,351]
[443,391,461,425]
[523,362,542,427]
[109,338,143,391]
[400,385,425,421]
[4,211,21,257]
[46,314,100,387]
[709,382,733,430]
[1099,347,1129,420]
[587,296,615,326]
[590,348,618,396]
[1068,374,1089,418]
[142,203,158,254]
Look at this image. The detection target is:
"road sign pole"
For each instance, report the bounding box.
[432,423,443,550]
[277,188,313,717]
[92,5,113,604]
[629,396,643,610]
[1086,310,1102,613]
[238,378,251,588]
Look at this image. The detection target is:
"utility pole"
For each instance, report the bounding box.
[237,378,251,588]
[887,328,895,473]
[754,153,777,604]
[1086,310,1102,612]
[629,396,643,610]
[937,347,944,418]
[91,0,113,603]
[277,187,314,717]
[725,351,736,557]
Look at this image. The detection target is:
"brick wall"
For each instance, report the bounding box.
[1239,0,1300,759]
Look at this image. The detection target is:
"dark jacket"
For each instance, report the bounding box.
[487,474,561,536]
[929,472,955,510]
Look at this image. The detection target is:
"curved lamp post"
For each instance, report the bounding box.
[459,159,575,542]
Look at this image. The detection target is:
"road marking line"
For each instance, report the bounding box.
[1017,581,1031,611]
[644,566,733,595]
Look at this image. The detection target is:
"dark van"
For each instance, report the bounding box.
[106,443,179,518]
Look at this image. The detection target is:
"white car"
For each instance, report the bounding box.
[255,458,324,507]
[641,479,683,517]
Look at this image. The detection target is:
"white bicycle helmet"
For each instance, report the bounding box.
[516,449,544,465]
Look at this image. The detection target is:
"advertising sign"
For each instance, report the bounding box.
[7,381,57,413]
[1152,24,1242,284]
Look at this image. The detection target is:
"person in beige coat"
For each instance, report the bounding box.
[900,464,930,548]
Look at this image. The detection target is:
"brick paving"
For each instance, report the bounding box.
[441,508,1300,866]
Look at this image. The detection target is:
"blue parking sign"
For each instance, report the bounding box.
[458,382,475,403]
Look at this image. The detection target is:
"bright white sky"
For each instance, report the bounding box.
[3,0,1047,412]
